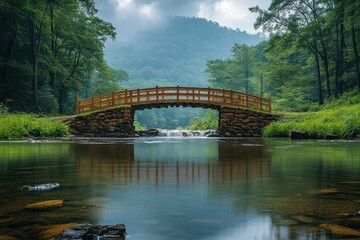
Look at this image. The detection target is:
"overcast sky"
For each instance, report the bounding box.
[94,0,271,41]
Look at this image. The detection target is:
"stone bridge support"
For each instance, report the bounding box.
[69,107,135,137]
[218,107,279,137]
[68,106,279,138]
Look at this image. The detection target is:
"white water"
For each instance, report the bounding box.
[157,129,217,137]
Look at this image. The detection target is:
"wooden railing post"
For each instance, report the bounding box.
[156,86,159,102]
[208,87,210,104]
[230,90,233,105]
[259,98,263,111]
[91,96,94,109]
[269,98,272,113]
[176,85,179,102]
[76,99,80,114]
[222,89,225,104]
[124,89,127,104]
[130,89,133,104]
[112,92,115,106]
[246,94,249,108]
[137,89,140,103]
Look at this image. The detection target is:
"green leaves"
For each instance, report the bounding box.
[0,0,118,115]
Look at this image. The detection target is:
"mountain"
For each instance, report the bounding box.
[105,16,263,88]
[103,16,263,129]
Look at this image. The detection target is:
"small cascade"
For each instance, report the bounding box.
[205,129,218,137]
[136,129,219,137]
[167,130,183,137]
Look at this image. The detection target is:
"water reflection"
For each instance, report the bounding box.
[0,139,360,239]
[72,139,272,187]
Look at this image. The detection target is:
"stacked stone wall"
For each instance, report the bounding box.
[69,108,134,137]
[218,107,279,137]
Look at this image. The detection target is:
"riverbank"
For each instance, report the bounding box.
[264,103,360,140]
[0,112,68,139]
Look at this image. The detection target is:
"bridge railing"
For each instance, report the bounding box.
[76,86,271,114]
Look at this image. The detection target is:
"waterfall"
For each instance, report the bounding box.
[167,130,183,137]
[136,129,218,137]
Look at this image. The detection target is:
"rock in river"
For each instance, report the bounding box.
[53,223,126,240]
[38,223,78,239]
[24,200,63,210]
[320,223,360,236]
[0,236,19,240]
[20,183,60,191]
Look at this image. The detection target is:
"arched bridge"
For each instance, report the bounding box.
[76,86,271,114]
[71,86,278,137]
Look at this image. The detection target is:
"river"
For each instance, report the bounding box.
[0,138,359,239]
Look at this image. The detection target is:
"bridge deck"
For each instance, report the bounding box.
[76,86,271,114]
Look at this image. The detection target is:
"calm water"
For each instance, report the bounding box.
[0,138,359,239]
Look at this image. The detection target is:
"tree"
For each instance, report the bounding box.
[0,0,119,115]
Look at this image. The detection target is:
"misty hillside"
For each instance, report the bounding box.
[105,16,263,88]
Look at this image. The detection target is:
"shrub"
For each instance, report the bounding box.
[0,114,69,139]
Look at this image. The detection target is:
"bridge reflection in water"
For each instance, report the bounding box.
[73,139,272,185]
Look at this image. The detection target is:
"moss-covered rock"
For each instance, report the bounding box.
[24,200,63,210]
[320,223,360,236]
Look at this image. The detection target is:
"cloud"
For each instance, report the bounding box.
[197,0,269,33]
[94,0,271,42]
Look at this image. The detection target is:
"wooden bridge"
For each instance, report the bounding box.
[76,86,271,114]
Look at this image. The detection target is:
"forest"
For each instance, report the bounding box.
[0,0,128,115]
[0,0,359,135]
[208,0,360,111]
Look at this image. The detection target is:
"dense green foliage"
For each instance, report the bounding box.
[206,0,360,112]
[180,110,218,130]
[264,91,360,138]
[0,107,68,139]
[0,0,126,115]
[251,0,360,107]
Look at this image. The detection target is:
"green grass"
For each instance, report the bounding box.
[264,104,360,139]
[0,114,69,139]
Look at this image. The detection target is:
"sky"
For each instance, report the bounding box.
[94,0,271,42]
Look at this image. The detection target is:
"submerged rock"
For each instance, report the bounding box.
[320,223,360,236]
[53,223,126,240]
[20,183,60,191]
[307,188,341,195]
[25,200,63,210]
[0,236,19,240]
[293,215,317,224]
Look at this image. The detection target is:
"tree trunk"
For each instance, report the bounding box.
[313,35,323,105]
[260,71,264,98]
[29,19,40,113]
[49,5,55,89]
[0,31,16,102]
[351,24,360,92]
[58,82,66,114]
